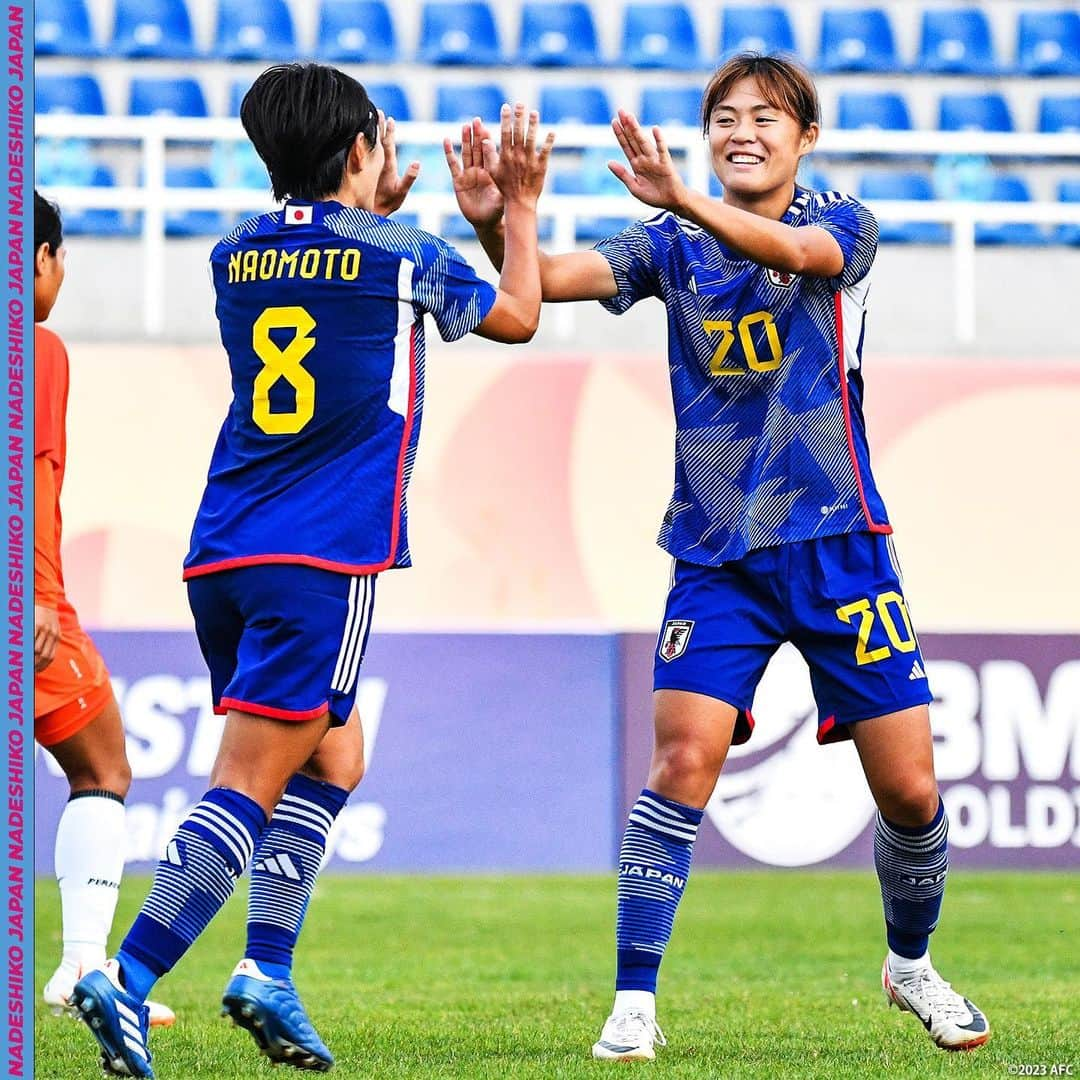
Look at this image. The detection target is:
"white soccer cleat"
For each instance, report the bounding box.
[882,957,990,1051]
[44,963,176,1028]
[591,1009,667,1061]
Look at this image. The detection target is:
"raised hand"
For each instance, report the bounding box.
[444,116,504,230]
[485,103,555,210]
[373,111,420,217]
[608,108,689,213]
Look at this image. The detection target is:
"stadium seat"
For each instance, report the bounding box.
[640,86,702,128]
[720,6,796,60]
[975,176,1046,246]
[939,93,1013,133]
[552,152,632,241]
[129,77,208,118]
[365,82,413,122]
[837,91,912,131]
[1017,10,1080,76]
[518,2,600,66]
[419,2,502,65]
[156,166,229,237]
[917,8,999,74]
[211,139,268,190]
[111,0,197,58]
[858,171,948,244]
[63,166,137,237]
[36,73,106,115]
[620,3,702,70]
[317,0,397,63]
[435,84,505,124]
[214,0,296,61]
[798,165,830,192]
[36,0,97,56]
[1058,181,1080,245]
[540,85,611,126]
[1039,95,1080,134]
[817,7,900,73]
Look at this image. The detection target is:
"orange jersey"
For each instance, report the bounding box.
[34,325,109,723]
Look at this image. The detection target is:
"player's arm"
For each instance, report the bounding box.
[34,454,62,673]
[446,118,619,304]
[608,109,844,279]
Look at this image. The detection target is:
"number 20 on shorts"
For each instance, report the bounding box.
[836,591,917,666]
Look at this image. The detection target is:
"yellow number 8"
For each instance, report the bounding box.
[252,306,316,435]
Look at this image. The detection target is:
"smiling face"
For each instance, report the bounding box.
[707,76,817,213]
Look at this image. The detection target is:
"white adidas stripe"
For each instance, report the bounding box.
[337,576,373,694]
[331,577,361,691]
[116,1000,140,1024]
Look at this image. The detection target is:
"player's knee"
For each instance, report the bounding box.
[877,775,940,829]
[650,740,722,792]
[67,756,132,799]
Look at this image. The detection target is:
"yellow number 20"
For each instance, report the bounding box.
[836,590,918,666]
[252,306,316,435]
[704,310,783,376]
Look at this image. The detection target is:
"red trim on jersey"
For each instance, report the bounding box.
[833,292,892,535]
[219,696,329,722]
[386,324,417,566]
[183,552,394,579]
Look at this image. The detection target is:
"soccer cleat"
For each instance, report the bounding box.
[70,960,154,1078]
[44,963,176,1028]
[221,959,334,1072]
[591,1009,667,1061]
[882,957,991,1051]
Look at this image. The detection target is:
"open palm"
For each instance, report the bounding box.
[445,118,504,228]
[609,109,688,212]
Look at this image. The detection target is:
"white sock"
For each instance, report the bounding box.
[613,989,656,1018]
[54,793,126,973]
[887,949,932,980]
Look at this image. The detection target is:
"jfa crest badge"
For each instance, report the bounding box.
[659,619,695,662]
[766,268,797,288]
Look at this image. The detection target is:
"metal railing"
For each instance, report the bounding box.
[36,115,1080,342]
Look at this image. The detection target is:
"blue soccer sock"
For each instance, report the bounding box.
[615,789,703,993]
[875,798,948,960]
[117,787,266,1001]
[245,773,349,979]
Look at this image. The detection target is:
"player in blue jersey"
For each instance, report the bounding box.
[73,63,554,1078]
[450,53,989,1061]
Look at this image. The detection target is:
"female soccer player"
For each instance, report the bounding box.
[449,53,990,1061]
[73,64,553,1078]
[33,193,174,1031]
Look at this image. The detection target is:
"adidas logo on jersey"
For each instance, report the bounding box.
[909,660,927,681]
[253,853,302,880]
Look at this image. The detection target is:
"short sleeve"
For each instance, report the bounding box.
[813,196,878,290]
[593,219,664,315]
[413,240,498,342]
[34,327,67,466]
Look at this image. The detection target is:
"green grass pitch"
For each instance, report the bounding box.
[34,871,1078,1079]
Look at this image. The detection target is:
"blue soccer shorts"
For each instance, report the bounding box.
[653,532,933,745]
[187,563,376,727]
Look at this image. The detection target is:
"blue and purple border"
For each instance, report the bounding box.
[3,1,32,1076]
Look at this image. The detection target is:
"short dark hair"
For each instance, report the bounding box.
[35,190,63,254]
[240,63,380,202]
[702,53,820,135]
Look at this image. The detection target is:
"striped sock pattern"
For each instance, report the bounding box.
[119,787,266,988]
[615,789,703,992]
[246,774,349,971]
[875,798,949,959]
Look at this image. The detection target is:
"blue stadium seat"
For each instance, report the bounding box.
[1039,95,1080,134]
[129,77,208,117]
[620,3,702,70]
[1017,10,1080,76]
[518,2,600,66]
[798,165,830,192]
[111,0,196,58]
[160,166,229,237]
[939,93,1013,133]
[214,0,296,60]
[436,84,505,124]
[837,91,912,131]
[817,7,900,73]
[1058,181,1080,245]
[419,2,502,65]
[65,167,138,237]
[552,153,632,241]
[720,6,796,59]
[918,8,999,74]
[365,82,412,122]
[211,139,268,190]
[540,86,611,126]
[858,171,948,244]
[317,0,397,62]
[975,176,1046,246]
[640,87,702,128]
[36,0,97,56]
[36,74,106,115]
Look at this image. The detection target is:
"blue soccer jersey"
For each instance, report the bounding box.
[595,187,889,566]
[184,200,497,579]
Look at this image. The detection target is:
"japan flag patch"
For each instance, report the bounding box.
[285,204,313,225]
[658,619,694,662]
